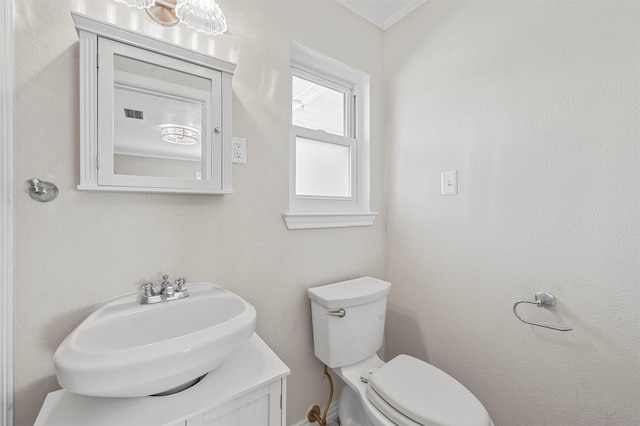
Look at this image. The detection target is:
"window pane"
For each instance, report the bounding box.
[296,137,350,197]
[292,75,345,136]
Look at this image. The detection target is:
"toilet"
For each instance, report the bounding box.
[308,277,494,426]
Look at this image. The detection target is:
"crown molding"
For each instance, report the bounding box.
[333,0,425,30]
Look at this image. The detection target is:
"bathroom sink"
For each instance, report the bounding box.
[54,283,256,397]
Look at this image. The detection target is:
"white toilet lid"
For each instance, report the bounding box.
[367,355,492,426]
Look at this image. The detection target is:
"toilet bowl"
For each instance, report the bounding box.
[308,277,493,426]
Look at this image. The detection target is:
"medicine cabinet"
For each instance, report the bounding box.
[72,12,236,194]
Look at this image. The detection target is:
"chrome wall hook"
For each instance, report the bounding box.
[513,291,573,332]
[27,178,59,202]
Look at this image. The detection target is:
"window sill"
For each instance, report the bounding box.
[283,212,378,230]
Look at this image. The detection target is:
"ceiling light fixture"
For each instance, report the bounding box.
[160,125,200,145]
[115,0,227,35]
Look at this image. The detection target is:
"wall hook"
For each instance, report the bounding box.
[27,178,59,202]
[513,291,573,332]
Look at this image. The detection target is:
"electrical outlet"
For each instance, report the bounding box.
[232,137,247,164]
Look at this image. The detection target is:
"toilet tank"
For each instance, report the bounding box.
[308,277,391,368]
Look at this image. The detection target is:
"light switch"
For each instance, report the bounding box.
[441,171,457,195]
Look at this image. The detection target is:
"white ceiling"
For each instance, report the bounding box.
[333,0,426,30]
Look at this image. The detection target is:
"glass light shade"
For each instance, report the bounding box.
[175,0,227,35]
[115,0,156,9]
[160,125,200,145]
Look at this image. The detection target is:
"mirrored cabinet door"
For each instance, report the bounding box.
[98,38,222,190]
[72,12,236,194]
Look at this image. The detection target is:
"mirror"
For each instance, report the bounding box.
[113,54,206,179]
[72,12,236,194]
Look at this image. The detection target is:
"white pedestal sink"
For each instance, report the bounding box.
[54,283,256,397]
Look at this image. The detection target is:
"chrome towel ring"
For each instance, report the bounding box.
[513,292,573,332]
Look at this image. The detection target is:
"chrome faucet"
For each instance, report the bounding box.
[141,274,189,304]
[160,275,175,297]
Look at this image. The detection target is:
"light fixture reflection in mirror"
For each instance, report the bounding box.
[160,125,200,145]
[115,0,227,36]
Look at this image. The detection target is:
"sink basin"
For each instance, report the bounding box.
[54,283,256,397]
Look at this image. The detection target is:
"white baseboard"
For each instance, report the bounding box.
[289,401,339,426]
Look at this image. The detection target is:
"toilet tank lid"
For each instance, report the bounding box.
[307,277,391,308]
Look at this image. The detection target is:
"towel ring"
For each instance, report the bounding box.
[513,292,572,332]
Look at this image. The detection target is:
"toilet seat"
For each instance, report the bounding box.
[366,386,422,426]
[366,355,492,426]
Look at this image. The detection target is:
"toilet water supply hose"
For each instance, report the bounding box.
[306,365,334,426]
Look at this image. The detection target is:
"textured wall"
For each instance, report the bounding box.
[384,1,639,425]
[14,1,384,424]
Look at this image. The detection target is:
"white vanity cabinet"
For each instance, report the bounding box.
[181,380,283,426]
[35,334,290,426]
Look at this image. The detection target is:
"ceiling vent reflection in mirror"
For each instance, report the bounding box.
[115,0,227,35]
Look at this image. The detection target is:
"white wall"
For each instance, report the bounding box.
[14,0,384,424]
[385,1,639,425]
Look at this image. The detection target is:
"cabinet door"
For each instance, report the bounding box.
[97,37,224,192]
[187,380,283,426]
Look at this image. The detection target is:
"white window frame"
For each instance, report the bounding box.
[284,42,377,230]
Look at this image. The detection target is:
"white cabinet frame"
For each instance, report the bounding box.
[72,12,236,194]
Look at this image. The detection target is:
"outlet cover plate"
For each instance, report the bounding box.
[232,137,247,164]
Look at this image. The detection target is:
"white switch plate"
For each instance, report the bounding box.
[232,137,247,164]
[441,170,457,195]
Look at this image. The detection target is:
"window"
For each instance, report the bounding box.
[292,71,354,199]
[284,43,377,230]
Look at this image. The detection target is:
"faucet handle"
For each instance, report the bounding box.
[175,278,188,292]
[142,282,156,296]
